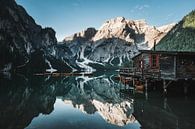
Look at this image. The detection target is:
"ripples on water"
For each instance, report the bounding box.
[0,73,195,129]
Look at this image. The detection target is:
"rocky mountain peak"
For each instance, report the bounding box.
[93,17,136,42]
[133,19,148,30]
[60,17,175,72]
[92,17,174,48]
[115,16,126,22]
[64,27,97,42]
[103,17,126,26]
[157,23,176,33]
[63,17,175,49]
[0,0,57,71]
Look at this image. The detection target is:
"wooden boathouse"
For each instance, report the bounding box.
[132,50,195,80]
[119,50,195,93]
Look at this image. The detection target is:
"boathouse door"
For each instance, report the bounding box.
[149,54,159,69]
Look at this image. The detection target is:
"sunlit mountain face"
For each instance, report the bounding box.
[0,0,176,73]
[1,0,195,129]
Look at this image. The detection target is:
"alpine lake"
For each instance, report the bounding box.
[0,71,195,129]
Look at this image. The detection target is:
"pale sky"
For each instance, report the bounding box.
[16,0,195,41]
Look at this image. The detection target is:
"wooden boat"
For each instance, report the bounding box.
[135,80,144,91]
[135,84,144,91]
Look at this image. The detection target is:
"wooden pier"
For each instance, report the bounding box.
[34,72,93,77]
[119,50,195,95]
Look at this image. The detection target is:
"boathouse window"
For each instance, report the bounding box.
[150,54,159,68]
[139,60,144,69]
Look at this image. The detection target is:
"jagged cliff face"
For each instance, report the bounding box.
[0,0,174,73]
[62,17,174,71]
[65,17,174,49]
[0,0,65,72]
[64,28,97,42]
[92,17,173,48]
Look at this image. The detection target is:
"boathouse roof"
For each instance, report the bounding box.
[132,50,195,60]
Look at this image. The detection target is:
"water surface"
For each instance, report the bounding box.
[0,73,195,129]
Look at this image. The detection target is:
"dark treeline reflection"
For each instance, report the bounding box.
[134,94,195,129]
[0,74,139,129]
[0,75,57,129]
[0,73,195,129]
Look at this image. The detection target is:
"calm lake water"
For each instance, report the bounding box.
[0,72,195,129]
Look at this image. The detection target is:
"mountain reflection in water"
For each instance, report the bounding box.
[0,73,195,129]
[0,73,140,129]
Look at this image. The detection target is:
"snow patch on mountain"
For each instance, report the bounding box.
[45,59,57,73]
[62,17,175,71]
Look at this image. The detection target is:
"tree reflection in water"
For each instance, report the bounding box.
[1,73,195,129]
[0,74,140,129]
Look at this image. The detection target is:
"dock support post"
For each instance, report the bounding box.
[132,78,135,95]
[184,85,188,95]
[183,81,189,96]
[163,80,167,94]
[133,78,135,87]
[145,79,148,100]
[174,55,177,78]
[145,79,148,91]
[163,97,167,109]
[124,78,127,90]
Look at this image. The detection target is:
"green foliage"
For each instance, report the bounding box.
[156,10,195,52]
[183,10,195,29]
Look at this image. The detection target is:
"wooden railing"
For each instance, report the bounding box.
[120,67,161,79]
[119,68,134,74]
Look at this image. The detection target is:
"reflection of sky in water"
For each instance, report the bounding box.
[1,73,195,129]
[26,99,141,129]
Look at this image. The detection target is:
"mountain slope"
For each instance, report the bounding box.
[0,0,176,73]
[92,17,174,49]
[0,0,55,71]
[64,28,97,42]
[0,0,72,73]
[62,17,174,71]
[156,10,195,51]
